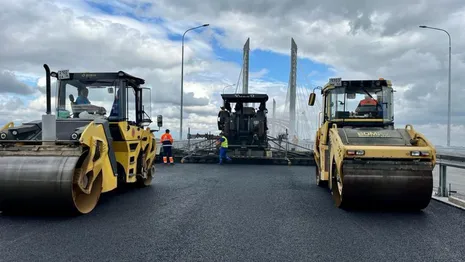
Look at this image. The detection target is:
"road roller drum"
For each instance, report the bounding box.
[331,160,434,210]
[0,154,103,214]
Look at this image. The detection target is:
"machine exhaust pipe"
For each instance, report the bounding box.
[42,64,56,145]
[44,64,51,115]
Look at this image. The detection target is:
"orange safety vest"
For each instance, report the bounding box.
[359,98,377,106]
[160,133,173,146]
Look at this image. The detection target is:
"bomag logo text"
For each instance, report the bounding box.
[357,131,389,137]
[81,73,97,78]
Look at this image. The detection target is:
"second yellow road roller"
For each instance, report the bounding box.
[308,77,436,210]
[0,64,163,215]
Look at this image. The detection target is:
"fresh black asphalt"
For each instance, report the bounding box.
[0,164,464,262]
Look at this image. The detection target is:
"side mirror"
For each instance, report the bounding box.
[308,93,316,106]
[157,115,163,127]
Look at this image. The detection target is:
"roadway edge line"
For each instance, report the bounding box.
[431,194,465,211]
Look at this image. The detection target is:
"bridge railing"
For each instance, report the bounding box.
[435,152,465,197]
[171,139,214,152]
[164,140,465,197]
[164,137,314,153]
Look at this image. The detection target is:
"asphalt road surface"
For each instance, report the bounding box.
[0,164,464,262]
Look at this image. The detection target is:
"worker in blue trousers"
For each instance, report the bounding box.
[216,132,232,165]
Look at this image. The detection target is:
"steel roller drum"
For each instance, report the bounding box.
[336,160,434,210]
[0,155,102,214]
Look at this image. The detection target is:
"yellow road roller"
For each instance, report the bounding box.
[308,78,436,210]
[0,64,163,215]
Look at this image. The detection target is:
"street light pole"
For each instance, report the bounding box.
[419,25,452,146]
[222,84,235,94]
[180,23,210,140]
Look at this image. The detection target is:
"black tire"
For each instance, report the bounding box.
[331,161,345,208]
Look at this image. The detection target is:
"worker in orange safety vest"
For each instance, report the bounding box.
[355,95,378,113]
[160,129,174,164]
[359,95,377,106]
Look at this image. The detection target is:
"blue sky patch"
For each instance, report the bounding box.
[84,0,162,23]
[84,1,116,15]
[208,35,334,87]
[166,25,218,42]
[81,1,334,89]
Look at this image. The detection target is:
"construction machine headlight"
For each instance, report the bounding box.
[0,132,6,139]
[411,151,430,156]
[347,150,365,156]
[70,132,79,140]
[253,120,259,125]
[11,130,18,136]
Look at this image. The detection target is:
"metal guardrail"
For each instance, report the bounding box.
[435,154,465,197]
[162,138,465,198]
[166,137,314,153]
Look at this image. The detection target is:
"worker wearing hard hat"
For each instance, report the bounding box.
[216,132,232,165]
[160,129,174,164]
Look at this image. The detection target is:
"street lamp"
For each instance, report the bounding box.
[222,84,235,94]
[419,25,452,146]
[180,23,210,140]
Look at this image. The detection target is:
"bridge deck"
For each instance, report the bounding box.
[0,164,464,261]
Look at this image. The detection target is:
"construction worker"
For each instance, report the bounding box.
[160,129,174,164]
[76,87,90,104]
[355,94,379,114]
[216,132,231,165]
[359,94,377,106]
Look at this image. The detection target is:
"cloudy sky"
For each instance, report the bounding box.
[1,0,465,146]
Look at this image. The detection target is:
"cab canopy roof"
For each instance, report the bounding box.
[51,70,145,86]
[221,93,269,103]
[323,78,392,92]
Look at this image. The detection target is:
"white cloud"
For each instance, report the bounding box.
[2,0,465,146]
[0,71,36,94]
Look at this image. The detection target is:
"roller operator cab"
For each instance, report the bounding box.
[308,77,436,210]
[0,64,163,215]
[217,93,269,156]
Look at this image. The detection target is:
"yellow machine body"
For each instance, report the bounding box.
[0,65,163,215]
[77,120,158,194]
[309,78,435,209]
